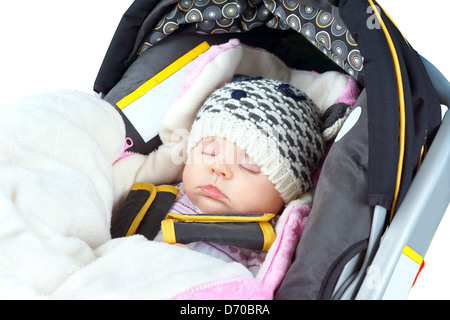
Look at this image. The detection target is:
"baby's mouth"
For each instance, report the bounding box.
[200,185,228,199]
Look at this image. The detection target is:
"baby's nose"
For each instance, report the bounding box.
[210,163,233,179]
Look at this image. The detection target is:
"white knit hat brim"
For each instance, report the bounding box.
[188,112,302,203]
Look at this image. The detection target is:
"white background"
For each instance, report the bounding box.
[0,0,448,299]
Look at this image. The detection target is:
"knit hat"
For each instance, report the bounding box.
[187,76,329,203]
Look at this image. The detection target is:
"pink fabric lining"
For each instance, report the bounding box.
[258,204,310,294]
[113,137,135,164]
[176,39,242,100]
[336,75,360,107]
[171,277,271,300]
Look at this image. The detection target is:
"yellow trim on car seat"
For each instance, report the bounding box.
[402,245,423,265]
[155,184,180,195]
[260,221,277,252]
[126,183,179,236]
[116,41,211,110]
[126,183,156,236]
[368,0,406,222]
[161,219,176,244]
[417,143,426,171]
[164,212,275,223]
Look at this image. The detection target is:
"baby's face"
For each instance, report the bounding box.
[182,138,284,214]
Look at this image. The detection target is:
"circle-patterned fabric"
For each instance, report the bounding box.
[138,0,364,82]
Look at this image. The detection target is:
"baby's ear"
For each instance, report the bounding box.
[320,103,352,142]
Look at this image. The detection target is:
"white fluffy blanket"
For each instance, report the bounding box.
[0,91,254,299]
[0,90,309,299]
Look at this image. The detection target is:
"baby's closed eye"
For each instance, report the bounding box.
[201,141,217,156]
[239,162,262,174]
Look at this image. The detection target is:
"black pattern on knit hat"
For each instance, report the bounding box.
[188,77,327,203]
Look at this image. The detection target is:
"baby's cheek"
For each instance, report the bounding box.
[240,178,284,213]
[230,189,263,212]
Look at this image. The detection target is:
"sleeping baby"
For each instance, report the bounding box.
[149,76,331,273]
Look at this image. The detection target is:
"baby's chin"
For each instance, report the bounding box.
[194,195,248,214]
[196,199,265,215]
[196,200,233,214]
